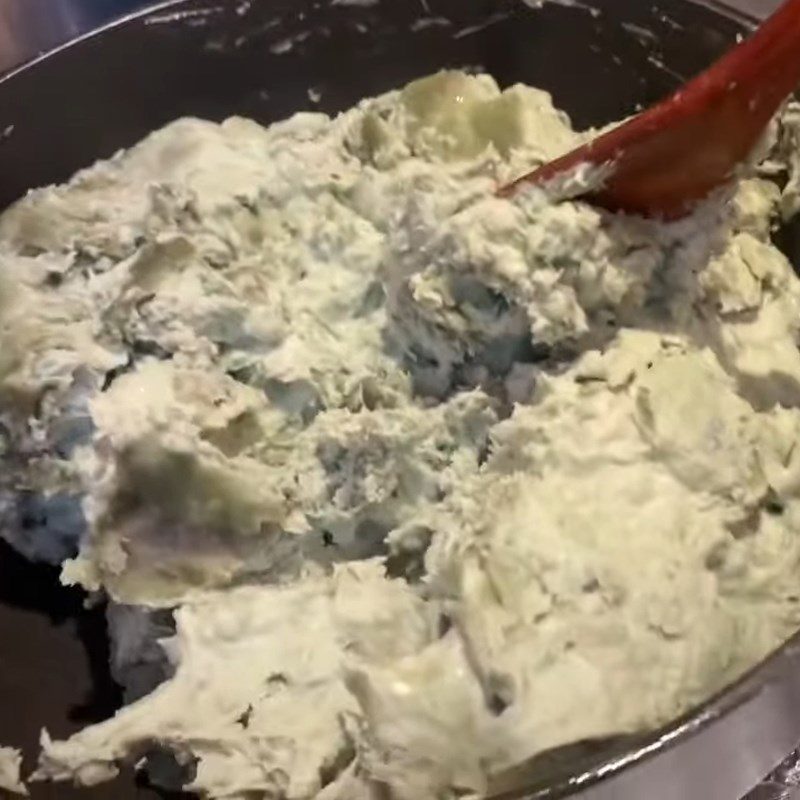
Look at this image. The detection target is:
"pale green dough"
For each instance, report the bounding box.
[0,746,26,796]
[3,71,800,799]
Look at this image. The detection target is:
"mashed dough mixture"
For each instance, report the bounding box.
[4,71,800,799]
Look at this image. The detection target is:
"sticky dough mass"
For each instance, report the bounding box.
[4,71,800,799]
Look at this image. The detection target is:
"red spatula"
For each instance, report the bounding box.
[498,0,800,219]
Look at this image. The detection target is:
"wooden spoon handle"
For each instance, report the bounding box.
[500,0,800,218]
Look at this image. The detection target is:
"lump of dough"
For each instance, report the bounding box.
[0,746,27,796]
[37,563,443,799]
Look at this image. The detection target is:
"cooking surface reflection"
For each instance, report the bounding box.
[0,0,150,73]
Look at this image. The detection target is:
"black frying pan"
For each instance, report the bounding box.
[0,1,757,797]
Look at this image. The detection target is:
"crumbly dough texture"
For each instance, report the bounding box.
[4,71,800,799]
[0,747,27,796]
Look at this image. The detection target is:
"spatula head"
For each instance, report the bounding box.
[500,0,800,219]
